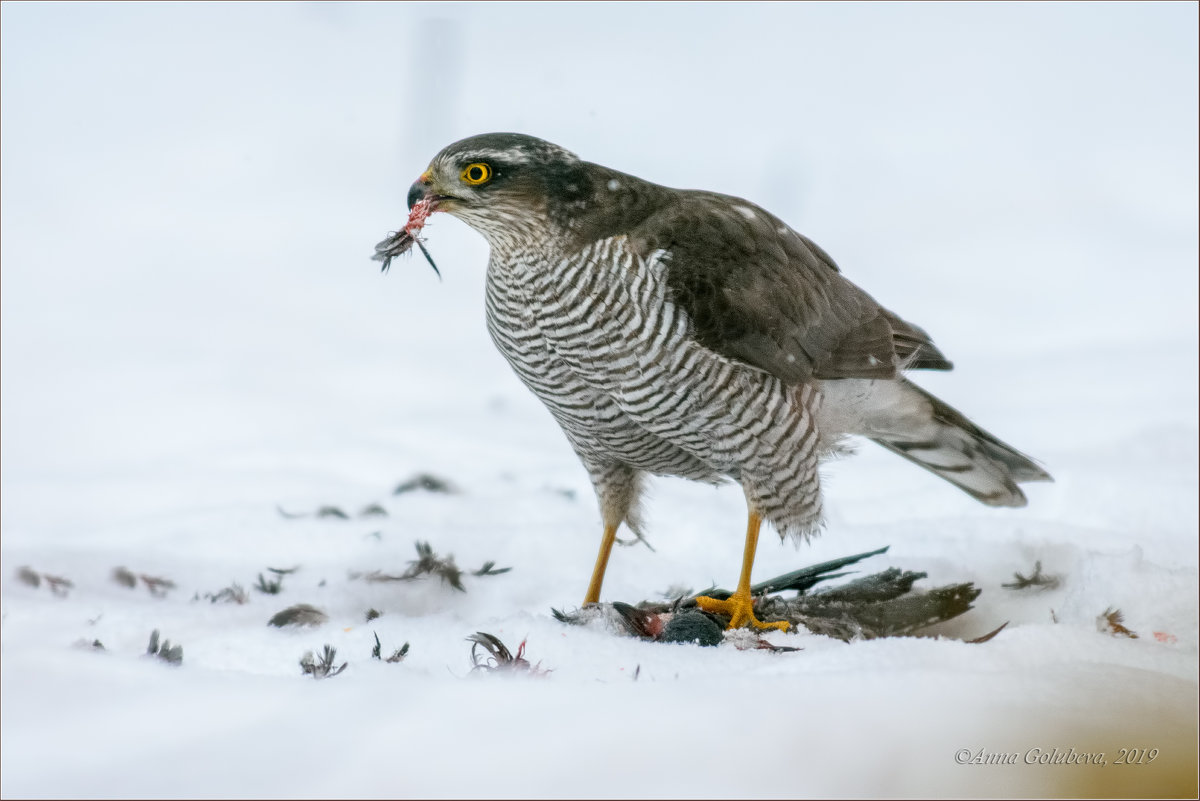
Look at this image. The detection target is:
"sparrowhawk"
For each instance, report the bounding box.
[375,133,1051,631]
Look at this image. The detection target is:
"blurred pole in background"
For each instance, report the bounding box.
[404,15,463,165]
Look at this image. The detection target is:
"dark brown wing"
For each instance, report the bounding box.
[627,191,951,384]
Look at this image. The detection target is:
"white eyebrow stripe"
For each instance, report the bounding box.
[452,145,580,166]
[466,148,534,164]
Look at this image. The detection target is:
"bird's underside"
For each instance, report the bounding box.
[388,132,1053,632]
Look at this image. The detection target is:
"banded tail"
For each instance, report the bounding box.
[820,378,1052,506]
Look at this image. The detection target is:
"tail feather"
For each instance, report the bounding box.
[904,381,1051,476]
[820,378,1052,507]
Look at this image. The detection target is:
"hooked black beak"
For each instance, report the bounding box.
[407,180,429,210]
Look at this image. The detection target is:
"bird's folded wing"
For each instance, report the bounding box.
[628,193,951,384]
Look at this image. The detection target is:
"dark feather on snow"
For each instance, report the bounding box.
[1002,561,1061,591]
[269,604,329,628]
[301,645,347,679]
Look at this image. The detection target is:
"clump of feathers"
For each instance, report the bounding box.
[351,541,511,591]
[1097,607,1138,639]
[16,566,74,597]
[372,632,410,663]
[300,645,347,679]
[393,473,458,496]
[112,567,176,597]
[146,630,183,665]
[467,632,549,677]
[1002,561,1061,591]
[268,604,329,628]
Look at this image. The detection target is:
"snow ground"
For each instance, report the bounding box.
[2,3,1197,798]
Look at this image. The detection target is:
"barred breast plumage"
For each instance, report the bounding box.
[388,132,1052,631]
[484,234,823,541]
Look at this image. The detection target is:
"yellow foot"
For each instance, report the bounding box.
[695,591,789,632]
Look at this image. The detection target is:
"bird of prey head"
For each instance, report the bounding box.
[405,133,595,244]
[380,132,680,266]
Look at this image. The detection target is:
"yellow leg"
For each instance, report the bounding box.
[695,511,790,631]
[583,523,619,605]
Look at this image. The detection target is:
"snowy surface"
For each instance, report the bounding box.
[2,3,1197,798]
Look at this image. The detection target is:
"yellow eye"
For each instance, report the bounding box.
[460,162,492,185]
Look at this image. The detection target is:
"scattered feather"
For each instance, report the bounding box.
[967,621,1009,643]
[659,584,693,601]
[268,604,329,628]
[468,632,549,676]
[352,541,466,591]
[300,645,346,679]
[276,505,351,520]
[204,583,249,604]
[723,628,802,652]
[146,629,183,665]
[17,567,74,596]
[372,632,410,663]
[471,561,512,577]
[114,568,175,597]
[43,573,74,597]
[365,608,382,622]
[139,574,176,598]
[1002,561,1061,591]
[359,503,388,518]
[111,566,138,588]
[1097,607,1138,639]
[254,572,283,595]
[393,473,457,495]
[315,505,349,519]
[615,530,656,551]
[16,566,41,588]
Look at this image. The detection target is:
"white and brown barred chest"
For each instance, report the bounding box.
[484,234,826,535]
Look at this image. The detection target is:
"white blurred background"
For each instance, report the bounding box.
[3,2,1195,528]
[2,3,1196,797]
